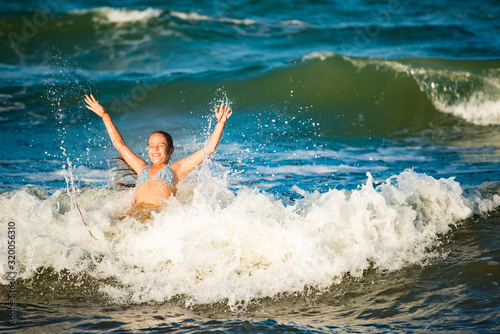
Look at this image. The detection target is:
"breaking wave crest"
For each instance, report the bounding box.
[1,165,498,309]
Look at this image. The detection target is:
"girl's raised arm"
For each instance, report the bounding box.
[172,102,232,181]
[85,94,146,174]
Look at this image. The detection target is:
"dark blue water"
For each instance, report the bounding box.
[1,0,500,332]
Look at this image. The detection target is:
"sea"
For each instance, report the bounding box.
[1,0,500,332]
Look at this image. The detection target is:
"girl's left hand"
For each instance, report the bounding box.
[215,102,232,123]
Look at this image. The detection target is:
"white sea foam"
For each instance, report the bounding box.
[281,20,308,26]
[170,11,255,25]
[408,66,500,126]
[1,167,498,309]
[170,11,212,22]
[433,93,500,126]
[301,51,337,61]
[72,7,162,24]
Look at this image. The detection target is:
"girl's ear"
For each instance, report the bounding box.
[169,147,175,156]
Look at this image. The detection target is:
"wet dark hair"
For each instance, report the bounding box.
[110,157,136,188]
[150,130,174,150]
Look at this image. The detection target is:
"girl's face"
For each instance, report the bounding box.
[148,132,172,165]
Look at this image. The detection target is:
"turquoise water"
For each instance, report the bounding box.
[1,0,500,332]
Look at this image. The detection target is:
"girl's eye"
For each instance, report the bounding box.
[148,144,167,149]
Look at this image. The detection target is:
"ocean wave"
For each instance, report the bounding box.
[49,52,499,135]
[434,93,500,126]
[70,7,162,24]
[4,49,500,137]
[65,6,306,37]
[408,63,500,126]
[170,10,255,26]
[70,7,257,26]
[299,52,500,126]
[1,167,498,309]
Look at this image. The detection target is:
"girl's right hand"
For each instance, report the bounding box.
[85,94,106,117]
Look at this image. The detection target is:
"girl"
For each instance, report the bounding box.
[84,94,232,211]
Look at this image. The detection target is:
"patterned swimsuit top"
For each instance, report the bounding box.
[136,164,176,193]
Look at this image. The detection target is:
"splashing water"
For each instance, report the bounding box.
[1,162,498,311]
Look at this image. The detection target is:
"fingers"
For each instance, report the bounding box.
[222,104,231,119]
[84,94,98,104]
[216,103,230,114]
[84,94,106,117]
[215,102,232,122]
[84,95,95,107]
[84,94,102,110]
[221,107,231,118]
[84,96,92,108]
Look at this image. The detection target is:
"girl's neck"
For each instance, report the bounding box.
[151,161,168,167]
